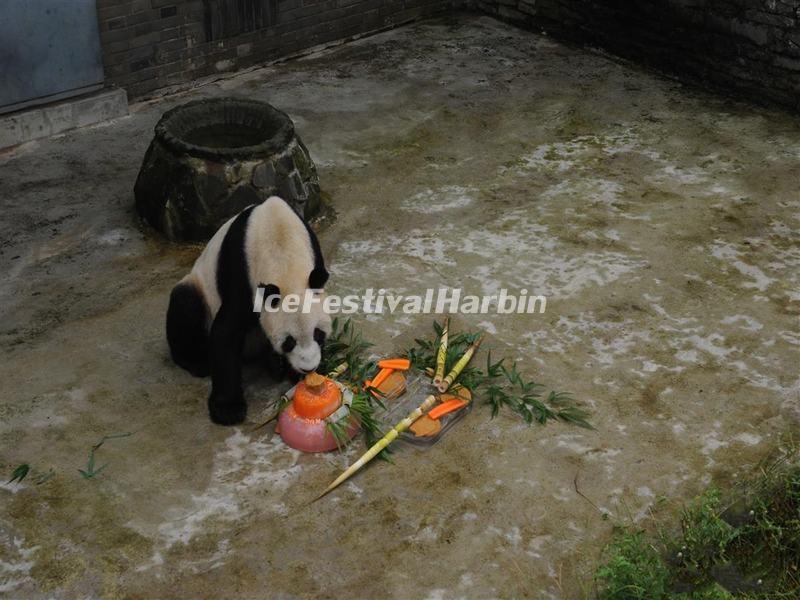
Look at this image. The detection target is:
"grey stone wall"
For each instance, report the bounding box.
[96,0,457,100]
[474,0,800,111]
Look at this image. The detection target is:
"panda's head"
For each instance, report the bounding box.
[258,267,331,376]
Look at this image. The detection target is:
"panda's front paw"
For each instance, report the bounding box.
[265,353,288,380]
[208,390,247,426]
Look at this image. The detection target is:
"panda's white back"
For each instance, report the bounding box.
[181,197,315,322]
[245,197,315,300]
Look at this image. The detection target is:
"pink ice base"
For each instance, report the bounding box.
[278,403,359,453]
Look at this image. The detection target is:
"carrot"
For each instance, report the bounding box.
[366,367,393,390]
[377,358,411,371]
[428,399,468,420]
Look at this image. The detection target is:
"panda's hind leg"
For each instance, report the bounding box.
[166,282,210,377]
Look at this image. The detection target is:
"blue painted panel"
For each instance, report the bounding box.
[0,0,104,111]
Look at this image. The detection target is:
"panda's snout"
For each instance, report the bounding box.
[288,341,322,375]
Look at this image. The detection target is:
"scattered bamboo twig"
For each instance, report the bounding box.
[251,394,292,432]
[314,394,438,501]
[573,469,603,514]
[79,432,133,479]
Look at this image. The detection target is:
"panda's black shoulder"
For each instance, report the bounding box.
[216,205,256,308]
[298,215,325,272]
[296,210,328,289]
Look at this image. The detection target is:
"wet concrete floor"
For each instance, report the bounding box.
[1,14,798,599]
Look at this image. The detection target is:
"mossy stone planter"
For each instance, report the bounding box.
[134,97,321,242]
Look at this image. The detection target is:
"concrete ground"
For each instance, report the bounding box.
[1,14,798,599]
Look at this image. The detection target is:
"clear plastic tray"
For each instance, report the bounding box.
[375,370,472,446]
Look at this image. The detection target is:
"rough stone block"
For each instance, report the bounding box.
[498,5,528,22]
[135,98,322,241]
[744,9,795,28]
[774,54,800,71]
[518,0,538,16]
[731,18,770,45]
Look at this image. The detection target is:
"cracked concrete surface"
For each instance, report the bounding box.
[1,15,799,598]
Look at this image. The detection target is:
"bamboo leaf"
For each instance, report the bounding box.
[8,464,29,484]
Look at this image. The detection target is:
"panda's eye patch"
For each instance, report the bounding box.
[313,328,326,345]
[281,335,297,353]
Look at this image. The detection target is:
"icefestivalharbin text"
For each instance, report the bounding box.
[252,287,547,315]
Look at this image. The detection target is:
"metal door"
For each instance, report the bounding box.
[0,0,105,114]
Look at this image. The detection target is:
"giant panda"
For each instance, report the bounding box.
[166,196,331,425]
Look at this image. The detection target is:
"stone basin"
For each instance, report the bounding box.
[134,97,320,241]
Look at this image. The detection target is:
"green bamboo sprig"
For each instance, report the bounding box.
[406,319,591,428]
[315,394,438,500]
[437,335,482,392]
[325,386,387,451]
[7,464,29,485]
[79,432,133,479]
[317,318,376,384]
[485,361,592,428]
[326,418,351,451]
[318,318,388,457]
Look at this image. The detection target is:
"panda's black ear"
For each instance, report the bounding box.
[308,267,329,290]
[261,283,281,309]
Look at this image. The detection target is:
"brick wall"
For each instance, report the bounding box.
[97,0,456,99]
[474,0,800,111]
